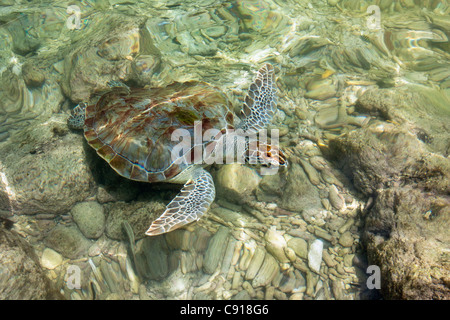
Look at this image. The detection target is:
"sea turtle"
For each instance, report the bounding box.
[68,64,287,236]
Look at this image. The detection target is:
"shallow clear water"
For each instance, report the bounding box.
[0,0,449,300]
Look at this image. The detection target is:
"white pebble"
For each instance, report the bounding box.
[41,248,63,270]
[308,239,323,273]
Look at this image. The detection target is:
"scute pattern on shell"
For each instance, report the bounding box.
[83,81,234,182]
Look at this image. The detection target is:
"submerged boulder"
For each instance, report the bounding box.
[365,187,449,299]
[355,85,450,156]
[329,87,450,299]
[0,228,62,299]
[280,162,321,212]
[215,164,262,203]
[105,199,166,241]
[44,225,92,259]
[329,122,449,196]
[70,201,106,239]
[60,14,161,103]
[0,115,95,216]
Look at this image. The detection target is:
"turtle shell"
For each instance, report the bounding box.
[83,81,234,182]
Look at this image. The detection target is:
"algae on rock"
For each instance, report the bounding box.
[329,100,450,299]
[0,228,62,299]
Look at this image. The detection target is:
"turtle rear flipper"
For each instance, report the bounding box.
[145,168,215,236]
[238,63,277,133]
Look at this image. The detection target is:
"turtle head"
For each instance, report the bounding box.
[245,140,288,172]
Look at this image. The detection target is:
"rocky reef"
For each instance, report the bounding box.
[329,86,450,299]
[0,227,62,299]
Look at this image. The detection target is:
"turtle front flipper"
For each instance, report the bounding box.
[145,168,215,236]
[238,63,277,133]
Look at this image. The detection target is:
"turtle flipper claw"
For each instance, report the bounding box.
[145,168,215,236]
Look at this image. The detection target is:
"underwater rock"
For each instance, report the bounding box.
[0,228,61,299]
[215,164,261,203]
[305,78,336,101]
[96,183,139,204]
[203,25,227,38]
[192,227,213,252]
[0,127,95,216]
[328,185,345,211]
[287,237,308,260]
[264,286,275,300]
[264,226,289,263]
[70,201,105,239]
[245,246,266,280]
[105,199,165,241]
[329,122,450,196]
[287,36,331,58]
[231,269,242,289]
[147,7,237,63]
[309,156,328,171]
[234,0,290,35]
[302,208,328,227]
[337,218,355,234]
[40,248,63,270]
[221,237,237,274]
[280,163,321,213]
[240,240,257,271]
[0,68,27,123]
[231,290,251,300]
[299,158,321,186]
[313,106,338,128]
[277,271,297,293]
[44,225,91,259]
[338,231,353,248]
[330,278,345,300]
[176,30,218,56]
[242,281,255,297]
[212,207,250,228]
[308,239,323,274]
[61,14,161,102]
[343,253,354,268]
[365,187,450,299]
[355,85,450,156]
[322,250,337,268]
[256,173,285,203]
[0,67,63,143]
[136,236,171,281]
[22,63,45,88]
[321,167,344,187]
[165,229,194,251]
[329,116,450,299]
[126,256,140,294]
[180,250,198,274]
[252,252,279,288]
[5,14,41,55]
[203,226,230,274]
